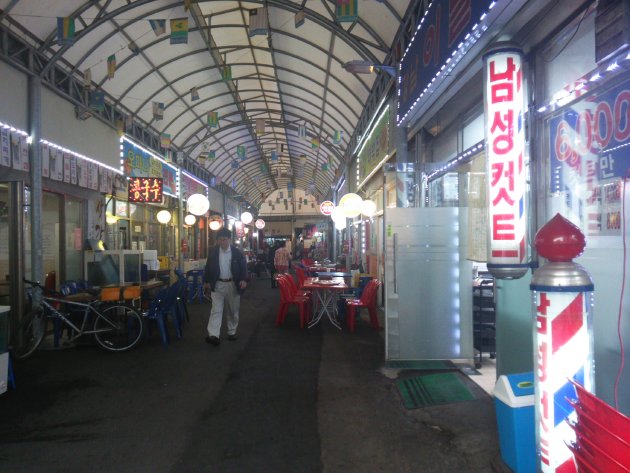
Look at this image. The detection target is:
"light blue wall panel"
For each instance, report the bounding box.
[41,87,119,169]
[0,62,28,130]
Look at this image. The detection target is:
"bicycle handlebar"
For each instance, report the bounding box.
[23,278,66,298]
[23,278,42,288]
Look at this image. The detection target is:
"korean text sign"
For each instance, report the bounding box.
[128,177,163,203]
[398,0,492,121]
[484,47,527,266]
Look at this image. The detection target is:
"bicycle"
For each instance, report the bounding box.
[13,279,144,359]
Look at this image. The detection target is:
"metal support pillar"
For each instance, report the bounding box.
[28,76,42,303]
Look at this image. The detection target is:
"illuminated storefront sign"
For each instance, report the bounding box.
[128,177,163,203]
[234,221,245,238]
[398,0,494,125]
[181,170,208,201]
[484,44,528,279]
[547,77,630,236]
[320,200,335,215]
[121,137,177,196]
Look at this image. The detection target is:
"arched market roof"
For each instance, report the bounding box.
[0,0,414,208]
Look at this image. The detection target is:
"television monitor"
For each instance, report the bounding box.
[87,255,119,287]
[124,253,141,283]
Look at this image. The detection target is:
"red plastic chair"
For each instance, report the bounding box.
[276,275,310,328]
[301,258,314,267]
[346,279,382,333]
[44,270,56,292]
[294,267,308,290]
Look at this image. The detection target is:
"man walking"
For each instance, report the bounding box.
[203,228,248,346]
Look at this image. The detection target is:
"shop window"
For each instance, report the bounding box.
[463,112,484,150]
[64,196,84,282]
[42,192,61,282]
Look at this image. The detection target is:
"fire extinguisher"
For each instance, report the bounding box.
[181,238,188,254]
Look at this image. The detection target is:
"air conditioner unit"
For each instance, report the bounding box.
[75,106,93,120]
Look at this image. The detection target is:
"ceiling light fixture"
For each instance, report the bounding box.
[342,60,396,78]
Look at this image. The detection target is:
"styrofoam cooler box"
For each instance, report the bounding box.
[493,372,536,473]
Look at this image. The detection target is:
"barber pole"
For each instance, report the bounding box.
[530,214,595,473]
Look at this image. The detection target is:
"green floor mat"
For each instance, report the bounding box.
[385,360,456,370]
[395,372,475,409]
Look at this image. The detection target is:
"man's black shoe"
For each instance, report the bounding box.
[205,335,220,346]
[227,334,238,341]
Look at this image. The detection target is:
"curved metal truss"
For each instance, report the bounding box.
[0,0,418,208]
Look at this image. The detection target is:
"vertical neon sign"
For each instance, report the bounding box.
[484,43,529,279]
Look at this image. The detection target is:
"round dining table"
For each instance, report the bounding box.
[301,277,349,330]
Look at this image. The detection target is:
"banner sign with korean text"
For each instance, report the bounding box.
[399,0,493,122]
[180,171,208,200]
[122,139,177,196]
[547,77,630,236]
[484,46,528,273]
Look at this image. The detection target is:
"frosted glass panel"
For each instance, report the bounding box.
[385,206,473,360]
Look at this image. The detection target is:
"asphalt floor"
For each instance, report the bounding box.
[0,276,506,473]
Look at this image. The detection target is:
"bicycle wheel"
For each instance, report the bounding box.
[12,309,46,359]
[93,304,144,352]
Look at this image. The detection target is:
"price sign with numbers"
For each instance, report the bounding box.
[128,177,163,203]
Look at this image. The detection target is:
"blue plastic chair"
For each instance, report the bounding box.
[185,270,205,304]
[143,282,182,347]
[7,353,15,390]
[174,270,190,322]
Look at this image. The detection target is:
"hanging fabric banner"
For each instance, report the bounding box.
[336,0,358,22]
[295,10,306,28]
[255,118,265,135]
[190,87,199,101]
[248,7,269,37]
[107,54,116,79]
[221,65,232,82]
[332,130,342,145]
[153,102,165,120]
[56,17,75,46]
[149,19,166,36]
[89,91,105,111]
[83,68,92,90]
[170,18,189,44]
[207,111,219,128]
[128,41,140,55]
[160,133,171,149]
[298,125,306,139]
